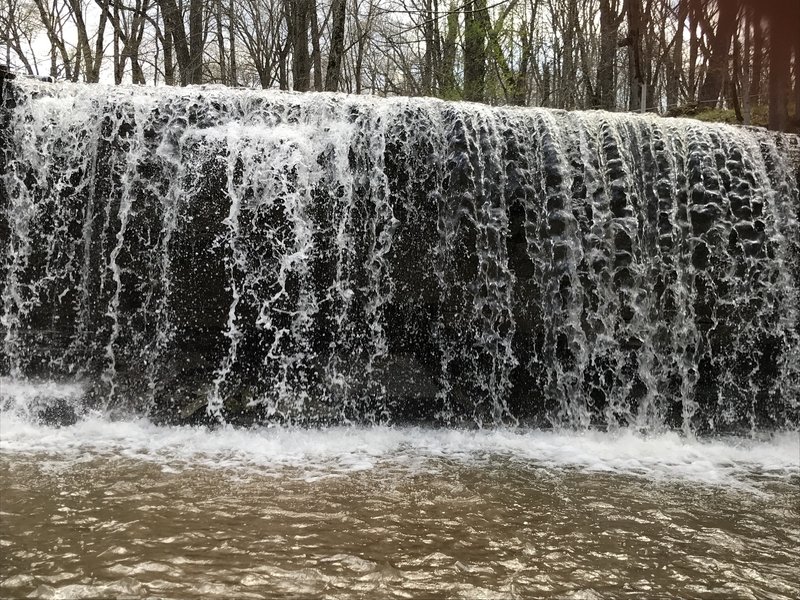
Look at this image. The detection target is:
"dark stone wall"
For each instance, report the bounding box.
[2,79,799,431]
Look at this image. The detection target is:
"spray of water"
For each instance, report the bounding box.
[1,80,798,432]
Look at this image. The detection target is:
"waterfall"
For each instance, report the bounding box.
[1,79,798,432]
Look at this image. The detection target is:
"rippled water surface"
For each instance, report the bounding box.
[2,419,799,599]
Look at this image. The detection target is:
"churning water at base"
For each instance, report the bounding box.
[2,378,797,486]
[2,379,799,599]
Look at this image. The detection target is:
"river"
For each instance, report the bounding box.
[2,403,798,599]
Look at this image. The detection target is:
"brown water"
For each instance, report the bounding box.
[2,445,799,599]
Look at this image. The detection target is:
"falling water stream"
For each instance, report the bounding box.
[1,80,799,598]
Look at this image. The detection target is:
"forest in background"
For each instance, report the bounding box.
[1,0,799,131]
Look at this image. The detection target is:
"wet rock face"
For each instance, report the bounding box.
[1,80,799,433]
[35,399,79,427]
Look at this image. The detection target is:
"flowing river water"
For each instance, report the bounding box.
[2,389,799,599]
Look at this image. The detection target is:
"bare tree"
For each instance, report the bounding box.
[621,0,644,111]
[288,0,312,91]
[32,0,75,79]
[1,0,42,75]
[324,0,346,91]
[665,0,686,109]
[593,0,623,109]
[157,0,191,84]
[697,0,737,108]
[236,0,283,88]
[463,0,489,102]
[438,0,459,98]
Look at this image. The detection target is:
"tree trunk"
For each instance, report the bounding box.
[688,0,699,102]
[352,2,366,94]
[438,1,458,98]
[228,0,237,85]
[730,33,743,123]
[216,0,226,83]
[158,0,191,85]
[355,39,364,94]
[325,0,346,91]
[163,30,175,86]
[310,3,322,91]
[422,0,434,95]
[511,18,531,106]
[561,0,578,109]
[698,0,737,108]
[129,7,148,85]
[463,0,489,103]
[742,8,752,124]
[133,1,149,84]
[289,0,312,91]
[6,28,35,76]
[113,1,121,83]
[278,7,290,92]
[68,0,107,83]
[91,0,110,82]
[667,0,687,109]
[624,0,645,111]
[749,6,763,105]
[541,61,551,106]
[50,43,57,80]
[596,0,620,110]
[188,0,204,83]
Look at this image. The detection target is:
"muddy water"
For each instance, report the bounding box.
[1,426,798,599]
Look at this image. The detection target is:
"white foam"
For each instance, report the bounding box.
[1,384,797,491]
[0,378,85,402]
[0,378,86,420]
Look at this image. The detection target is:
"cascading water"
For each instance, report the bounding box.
[1,78,799,433]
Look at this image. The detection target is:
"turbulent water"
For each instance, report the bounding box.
[1,380,799,599]
[2,79,798,431]
[1,382,799,600]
